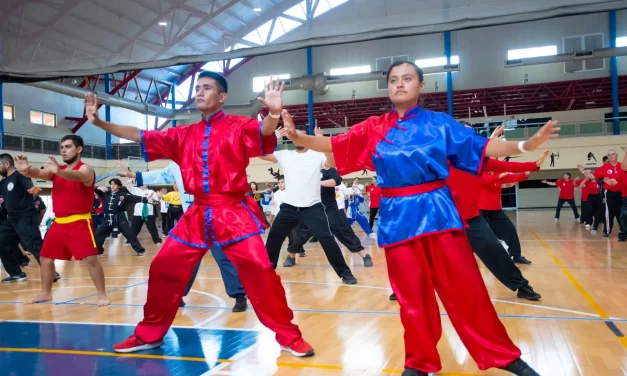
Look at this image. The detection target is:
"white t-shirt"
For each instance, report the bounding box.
[129,187,159,216]
[274,150,326,208]
[271,189,286,215]
[335,183,351,209]
[160,199,169,213]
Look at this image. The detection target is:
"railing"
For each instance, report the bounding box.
[474,120,620,140]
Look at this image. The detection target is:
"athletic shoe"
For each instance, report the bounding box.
[363,254,374,267]
[283,256,296,267]
[576,218,581,223]
[53,272,61,282]
[513,256,532,265]
[232,295,248,312]
[591,230,597,234]
[603,232,609,238]
[280,338,314,357]
[179,299,186,308]
[341,272,357,285]
[498,358,540,375]
[517,285,541,301]
[389,293,397,301]
[113,335,164,353]
[585,225,591,230]
[1,273,27,283]
[299,251,306,257]
[401,369,428,376]
[555,218,559,222]
[136,251,146,256]
[20,259,30,268]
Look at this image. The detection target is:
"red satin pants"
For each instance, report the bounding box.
[385,230,521,372]
[135,235,302,347]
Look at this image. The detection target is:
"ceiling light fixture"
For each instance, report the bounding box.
[159,21,167,26]
[253,8,261,12]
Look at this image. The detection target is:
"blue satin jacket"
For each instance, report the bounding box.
[330,106,488,247]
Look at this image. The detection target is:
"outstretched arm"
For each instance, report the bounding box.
[84,93,140,142]
[542,180,558,186]
[484,150,549,173]
[14,155,54,181]
[257,80,285,136]
[484,121,559,158]
[47,157,94,186]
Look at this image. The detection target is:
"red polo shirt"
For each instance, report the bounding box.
[555,179,576,200]
[366,184,381,208]
[447,158,538,219]
[593,162,622,193]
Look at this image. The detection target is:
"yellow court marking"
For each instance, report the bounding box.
[0,347,478,375]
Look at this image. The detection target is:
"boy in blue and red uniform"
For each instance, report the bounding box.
[281,61,558,376]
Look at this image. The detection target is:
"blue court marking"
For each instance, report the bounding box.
[605,321,626,337]
[60,281,148,304]
[0,321,258,376]
[2,301,626,322]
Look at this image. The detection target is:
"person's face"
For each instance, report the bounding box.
[563,174,570,180]
[293,130,307,150]
[250,182,257,191]
[60,140,81,164]
[608,151,618,163]
[0,161,9,177]
[110,182,120,192]
[195,77,226,113]
[279,179,285,190]
[371,177,376,185]
[173,182,179,191]
[387,63,424,107]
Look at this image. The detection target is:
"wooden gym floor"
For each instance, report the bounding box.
[1,209,627,376]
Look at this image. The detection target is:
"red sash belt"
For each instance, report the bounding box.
[381,181,445,198]
[194,193,247,206]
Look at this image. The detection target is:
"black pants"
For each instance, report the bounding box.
[465,216,528,291]
[592,193,606,232]
[0,211,43,276]
[160,212,168,234]
[619,197,627,241]
[95,213,145,254]
[480,209,521,258]
[167,206,184,233]
[581,200,592,226]
[604,190,622,235]
[555,198,579,220]
[131,215,161,244]
[288,206,364,254]
[266,203,352,279]
[368,207,379,229]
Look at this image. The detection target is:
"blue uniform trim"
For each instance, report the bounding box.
[203,125,210,194]
[207,207,218,245]
[169,233,207,249]
[241,200,264,232]
[139,130,149,162]
[136,172,144,186]
[216,230,265,247]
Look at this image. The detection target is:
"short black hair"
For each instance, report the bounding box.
[295,124,309,132]
[61,135,84,152]
[109,178,122,186]
[387,61,424,83]
[0,153,14,166]
[565,172,572,178]
[198,71,228,93]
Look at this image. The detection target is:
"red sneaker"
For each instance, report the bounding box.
[113,334,164,353]
[280,338,314,357]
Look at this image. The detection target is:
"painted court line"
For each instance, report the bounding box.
[60,281,148,304]
[532,230,627,350]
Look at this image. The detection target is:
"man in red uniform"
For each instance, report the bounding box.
[541,173,580,222]
[16,135,109,306]
[84,71,314,357]
[584,150,623,237]
[479,166,532,265]
[366,177,381,229]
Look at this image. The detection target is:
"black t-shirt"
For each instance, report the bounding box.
[33,195,46,212]
[0,172,36,217]
[321,168,342,206]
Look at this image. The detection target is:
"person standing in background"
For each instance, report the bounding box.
[269,177,286,225]
[366,177,381,229]
[158,188,169,236]
[163,183,183,233]
[542,173,580,223]
[129,185,162,245]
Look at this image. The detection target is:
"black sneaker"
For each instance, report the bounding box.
[513,256,532,265]
[53,272,61,283]
[299,251,306,257]
[341,272,357,285]
[389,293,397,301]
[136,251,146,257]
[363,254,374,267]
[232,295,248,312]
[401,369,428,376]
[20,258,30,268]
[498,358,540,376]
[180,299,186,308]
[2,273,27,283]
[517,285,541,301]
[283,256,296,267]
[603,232,610,238]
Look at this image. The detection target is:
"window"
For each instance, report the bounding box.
[563,33,604,72]
[30,110,56,127]
[617,36,627,47]
[376,55,409,90]
[507,45,557,60]
[329,65,371,75]
[415,56,459,69]
[253,74,290,92]
[3,104,14,120]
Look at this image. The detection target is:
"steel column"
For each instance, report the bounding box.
[610,11,620,135]
[307,47,314,135]
[171,81,177,128]
[105,74,112,159]
[0,82,4,150]
[444,31,453,116]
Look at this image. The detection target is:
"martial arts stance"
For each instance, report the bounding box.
[287,164,373,267]
[347,183,375,237]
[94,178,147,256]
[541,173,580,222]
[585,151,623,237]
[261,125,358,284]
[0,153,60,283]
[16,135,109,306]
[120,162,248,311]
[366,177,381,229]
[479,167,532,265]
[577,173,599,230]
[280,61,556,375]
[128,185,162,245]
[86,71,313,357]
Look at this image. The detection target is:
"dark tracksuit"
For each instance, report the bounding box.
[94,187,146,255]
